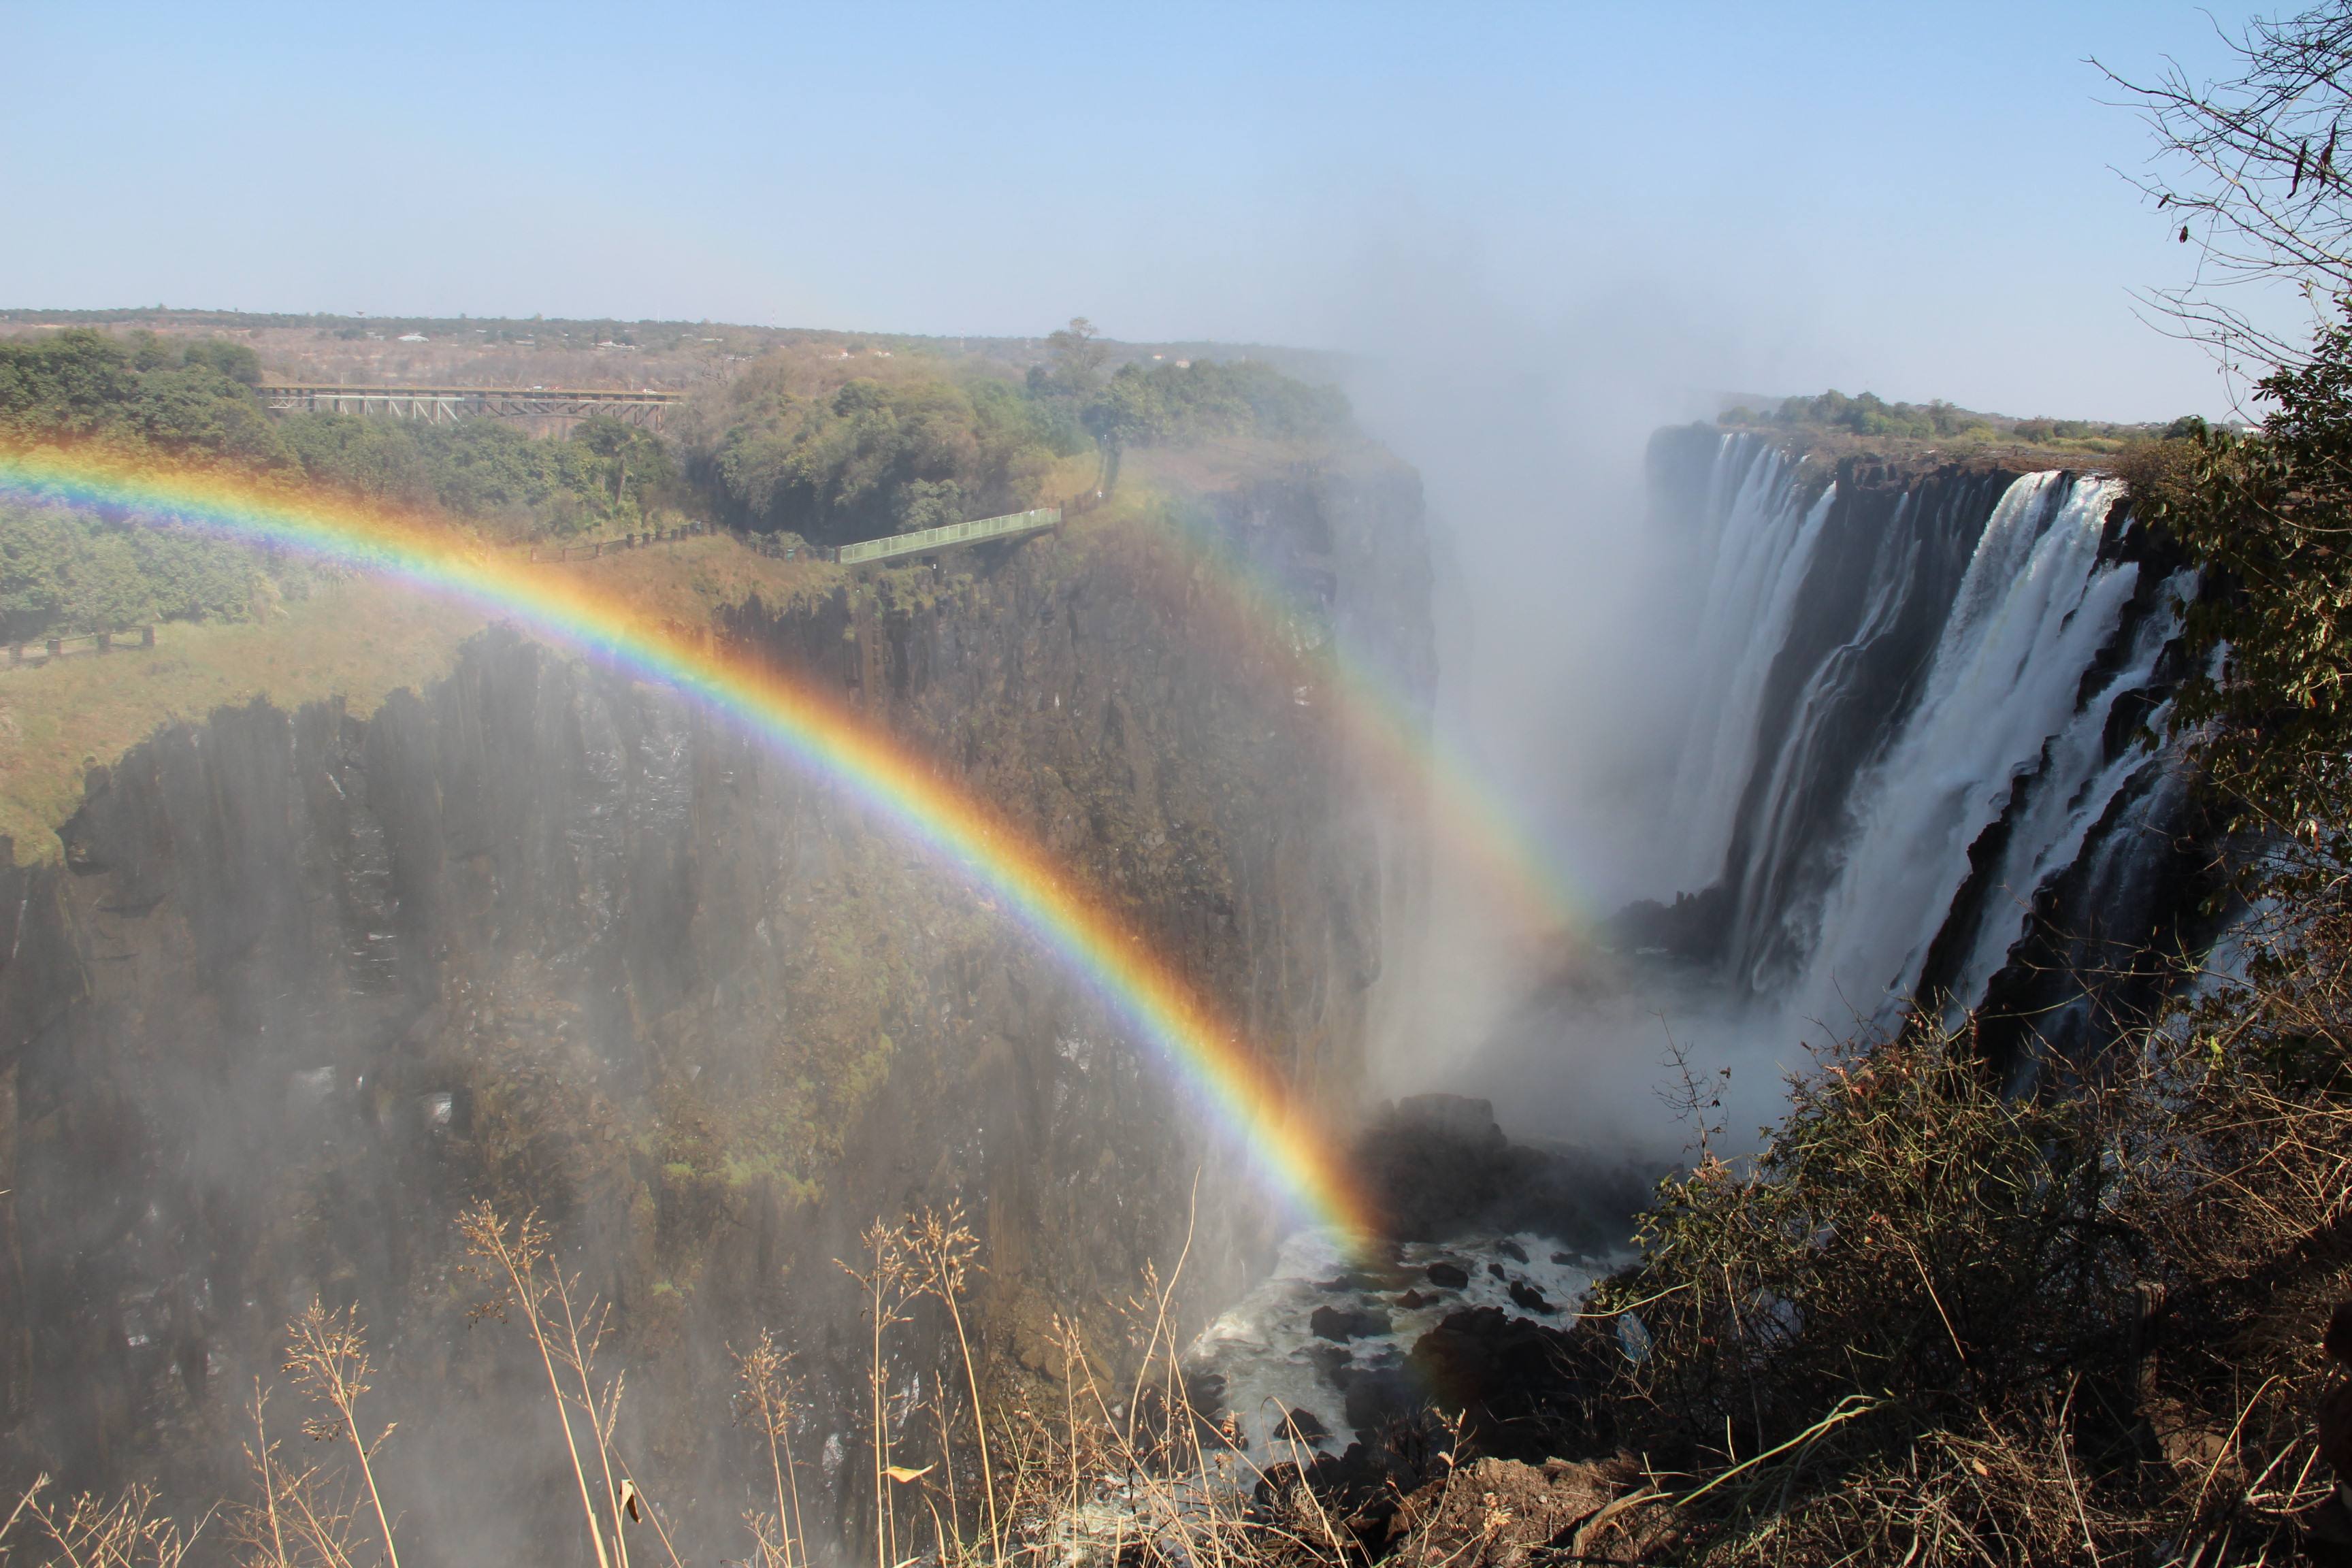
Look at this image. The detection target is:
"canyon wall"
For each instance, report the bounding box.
[0,448,1431,1561]
[1634,429,2216,1071]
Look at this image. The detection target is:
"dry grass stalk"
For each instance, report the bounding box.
[7,1475,204,1568]
[840,1218,921,1568]
[461,1199,660,1568]
[734,1330,811,1568]
[229,1383,376,1568]
[282,1301,402,1568]
[906,1205,1000,1566]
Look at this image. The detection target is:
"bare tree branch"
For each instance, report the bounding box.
[2101,4,2352,382]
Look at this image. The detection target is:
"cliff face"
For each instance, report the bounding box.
[0,451,1431,1556]
[1632,429,2212,1071]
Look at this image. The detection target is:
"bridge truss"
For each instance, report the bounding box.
[256,385,684,429]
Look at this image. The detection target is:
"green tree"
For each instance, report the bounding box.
[701,372,1054,546]
[572,415,677,516]
[0,330,146,442]
[1042,316,1107,395]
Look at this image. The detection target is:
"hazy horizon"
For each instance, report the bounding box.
[1,1,2296,425]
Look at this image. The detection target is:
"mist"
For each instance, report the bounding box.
[1311,256,1776,1153]
[1322,231,2204,1164]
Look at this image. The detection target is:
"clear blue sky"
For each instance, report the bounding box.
[1,1,2264,420]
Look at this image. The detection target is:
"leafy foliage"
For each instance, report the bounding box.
[0,501,287,642]
[697,370,1061,545]
[2125,308,2352,845]
[1,329,278,456]
[1576,1011,2352,1564]
[1722,388,2155,453]
[0,329,681,641]
[1081,358,1351,451]
[270,409,668,531]
[1601,1035,2123,1447]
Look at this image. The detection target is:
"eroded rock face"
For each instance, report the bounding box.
[0,459,1433,1558]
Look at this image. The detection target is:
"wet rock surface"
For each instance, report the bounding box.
[1352,1093,1660,1250]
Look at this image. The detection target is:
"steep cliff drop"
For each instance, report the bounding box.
[0,449,1433,1554]
[1561,430,2211,1121]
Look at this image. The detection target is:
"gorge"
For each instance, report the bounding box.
[0,376,2228,1562]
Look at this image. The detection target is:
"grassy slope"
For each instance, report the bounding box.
[0,444,1309,862]
[0,534,836,860]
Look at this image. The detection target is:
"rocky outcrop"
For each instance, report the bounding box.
[1350,1094,1656,1250]
[0,453,1432,1556]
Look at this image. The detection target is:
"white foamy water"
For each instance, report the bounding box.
[1181,1226,1612,1460]
[1797,475,2142,1024]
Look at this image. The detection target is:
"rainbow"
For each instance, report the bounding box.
[0,445,1377,1243]
[1137,504,1590,950]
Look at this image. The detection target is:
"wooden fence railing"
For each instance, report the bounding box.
[525,520,712,561]
[8,625,156,668]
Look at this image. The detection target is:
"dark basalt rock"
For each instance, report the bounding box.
[1352,1094,1657,1250]
[1609,882,1735,965]
[1311,1303,1394,1341]
[1276,1407,1330,1445]
[1426,1260,1470,1289]
[1406,1307,1614,1462]
[1336,1363,1416,1433]
[1496,1238,1529,1262]
[1507,1279,1555,1315]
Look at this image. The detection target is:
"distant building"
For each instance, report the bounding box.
[397,332,427,342]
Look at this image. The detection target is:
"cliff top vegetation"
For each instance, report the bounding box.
[1719,387,2190,470]
[0,306,1347,406]
[686,318,1357,547]
[0,316,1367,860]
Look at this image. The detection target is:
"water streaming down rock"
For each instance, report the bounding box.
[1661,439,1831,896]
[1644,431,2199,1054]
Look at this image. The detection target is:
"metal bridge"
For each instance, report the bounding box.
[255,384,684,429]
[834,507,1062,566]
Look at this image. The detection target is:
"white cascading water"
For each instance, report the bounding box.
[1721,488,1946,987]
[1661,444,2183,1026]
[1938,572,2193,1021]
[1793,474,2142,1024]
[1662,436,1833,894]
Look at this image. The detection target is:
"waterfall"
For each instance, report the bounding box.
[1937,573,2191,1022]
[1650,436,2189,1041]
[1663,436,1831,893]
[1794,474,2143,1024]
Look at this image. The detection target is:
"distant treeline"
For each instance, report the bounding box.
[685,319,1352,548]
[0,329,677,640]
[1,329,675,529]
[1721,387,2179,453]
[0,322,1354,639]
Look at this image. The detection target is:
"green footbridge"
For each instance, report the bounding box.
[833,506,1062,566]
